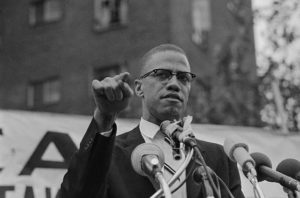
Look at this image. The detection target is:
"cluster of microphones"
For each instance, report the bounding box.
[224,138,300,198]
[130,120,300,198]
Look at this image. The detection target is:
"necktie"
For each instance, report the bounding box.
[152,131,187,198]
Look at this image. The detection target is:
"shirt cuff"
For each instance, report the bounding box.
[100,129,113,137]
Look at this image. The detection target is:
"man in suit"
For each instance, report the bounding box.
[60,44,245,198]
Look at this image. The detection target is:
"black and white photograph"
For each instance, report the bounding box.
[0,0,299,197]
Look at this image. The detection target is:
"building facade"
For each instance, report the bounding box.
[0,0,260,126]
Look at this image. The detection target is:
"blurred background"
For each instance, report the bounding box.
[0,0,300,133]
[1,1,300,197]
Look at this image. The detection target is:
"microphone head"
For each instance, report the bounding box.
[276,158,300,181]
[131,143,164,177]
[250,152,272,182]
[223,138,249,162]
[224,138,256,176]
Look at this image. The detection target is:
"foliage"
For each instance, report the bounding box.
[254,0,300,132]
[190,0,263,127]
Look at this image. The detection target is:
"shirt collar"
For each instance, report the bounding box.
[139,117,160,140]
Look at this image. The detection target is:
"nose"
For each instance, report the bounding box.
[166,75,180,91]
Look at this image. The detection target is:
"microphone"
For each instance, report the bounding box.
[251,152,300,192]
[160,120,197,147]
[245,152,272,182]
[277,159,300,181]
[276,159,300,198]
[223,138,257,177]
[131,143,172,198]
[131,143,165,178]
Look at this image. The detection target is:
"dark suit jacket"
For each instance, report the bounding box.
[60,119,245,198]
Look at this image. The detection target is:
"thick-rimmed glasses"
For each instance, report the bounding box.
[139,69,196,84]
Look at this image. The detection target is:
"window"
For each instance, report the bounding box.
[29,0,63,26]
[93,0,128,31]
[27,78,61,108]
[191,0,211,47]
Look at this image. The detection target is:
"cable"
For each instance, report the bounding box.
[170,158,197,193]
[150,147,194,198]
[156,172,172,198]
[252,179,265,198]
[151,138,239,198]
[253,185,259,198]
[193,145,222,198]
[194,159,235,198]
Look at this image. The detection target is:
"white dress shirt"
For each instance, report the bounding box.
[100,118,187,198]
[139,118,187,198]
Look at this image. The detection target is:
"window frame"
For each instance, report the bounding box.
[191,0,211,48]
[28,0,64,26]
[27,77,61,108]
[93,0,129,32]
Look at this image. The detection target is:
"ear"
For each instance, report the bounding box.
[134,79,144,98]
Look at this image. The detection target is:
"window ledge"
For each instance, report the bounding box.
[92,23,128,34]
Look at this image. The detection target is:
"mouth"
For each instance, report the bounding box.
[161,93,183,102]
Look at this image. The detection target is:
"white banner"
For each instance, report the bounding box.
[0,110,299,198]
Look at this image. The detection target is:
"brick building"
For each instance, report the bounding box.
[0,0,259,125]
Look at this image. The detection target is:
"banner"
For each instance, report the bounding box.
[0,110,299,198]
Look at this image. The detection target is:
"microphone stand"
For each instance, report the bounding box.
[246,172,265,198]
[155,172,172,198]
[150,147,194,198]
[191,142,221,198]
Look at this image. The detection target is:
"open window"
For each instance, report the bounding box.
[93,0,128,31]
[191,0,211,48]
[27,77,61,108]
[29,0,63,26]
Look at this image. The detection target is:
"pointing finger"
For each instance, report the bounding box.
[115,72,131,83]
[92,80,104,95]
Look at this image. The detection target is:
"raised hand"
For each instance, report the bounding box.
[92,72,134,130]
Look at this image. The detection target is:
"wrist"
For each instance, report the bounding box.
[93,108,117,131]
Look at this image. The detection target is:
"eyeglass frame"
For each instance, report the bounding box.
[138,68,196,83]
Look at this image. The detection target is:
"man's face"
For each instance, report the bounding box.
[136,50,192,124]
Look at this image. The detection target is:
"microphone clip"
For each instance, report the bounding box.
[163,132,182,161]
[172,139,182,160]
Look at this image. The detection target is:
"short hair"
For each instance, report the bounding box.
[140,44,187,73]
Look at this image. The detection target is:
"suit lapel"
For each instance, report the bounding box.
[120,126,160,194]
[121,126,210,198]
[122,125,145,156]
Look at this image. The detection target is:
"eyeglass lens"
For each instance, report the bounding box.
[154,69,193,83]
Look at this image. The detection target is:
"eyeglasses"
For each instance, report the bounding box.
[139,69,196,84]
